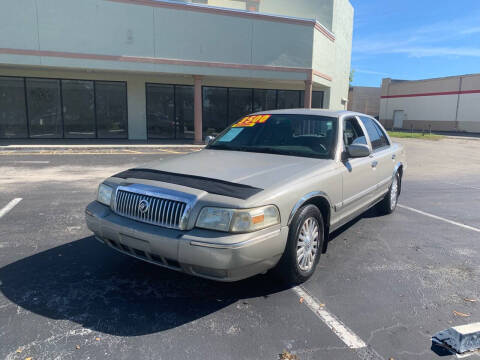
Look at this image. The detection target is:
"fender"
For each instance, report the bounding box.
[287,191,333,226]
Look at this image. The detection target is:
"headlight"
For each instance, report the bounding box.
[196,205,280,233]
[97,183,113,206]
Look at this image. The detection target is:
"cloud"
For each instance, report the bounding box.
[354,69,390,76]
[393,47,480,58]
[353,11,480,58]
[460,27,480,35]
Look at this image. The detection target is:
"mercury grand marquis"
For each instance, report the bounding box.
[85,109,406,284]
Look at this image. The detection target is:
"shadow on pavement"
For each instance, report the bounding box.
[0,236,289,336]
[0,206,384,337]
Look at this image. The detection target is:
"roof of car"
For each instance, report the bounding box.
[251,109,366,118]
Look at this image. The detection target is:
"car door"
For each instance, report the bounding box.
[358,116,394,199]
[337,116,379,221]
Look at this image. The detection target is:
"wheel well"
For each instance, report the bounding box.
[397,165,403,195]
[302,196,331,252]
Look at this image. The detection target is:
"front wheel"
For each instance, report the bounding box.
[378,171,400,215]
[274,204,324,284]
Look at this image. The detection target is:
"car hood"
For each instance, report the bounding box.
[138,149,335,190]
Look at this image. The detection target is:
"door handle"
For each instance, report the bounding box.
[392,154,396,160]
[371,160,378,168]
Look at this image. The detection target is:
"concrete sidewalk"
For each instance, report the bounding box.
[0,144,204,149]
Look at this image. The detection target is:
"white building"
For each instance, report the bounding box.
[0,0,353,142]
[380,74,480,133]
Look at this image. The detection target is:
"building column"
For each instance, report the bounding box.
[304,79,313,109]
[127,78,147,140]
[194,75,203,144]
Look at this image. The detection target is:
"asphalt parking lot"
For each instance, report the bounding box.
[1,138,479,360]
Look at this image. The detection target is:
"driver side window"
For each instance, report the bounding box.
[343,118,367,147]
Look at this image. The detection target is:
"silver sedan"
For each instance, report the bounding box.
[86,109,406,283]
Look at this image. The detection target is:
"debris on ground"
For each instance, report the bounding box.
[279,350,298,360]
[453,310,471,317]
[95,337,100,341]
[299,297,304,304]
[75,345,80,350]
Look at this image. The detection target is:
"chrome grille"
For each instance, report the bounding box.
[114,189,188,229]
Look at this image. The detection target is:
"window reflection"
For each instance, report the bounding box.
[62,80,95,138]
[175,85,194,139]
[0,77,28,138]
[278,90,300,109]
[228,88,252,125]
[203,87,228,136]
[147,84,175,139]
[26,78,62,138]
[95,81,128,139]
[253,89,276,112]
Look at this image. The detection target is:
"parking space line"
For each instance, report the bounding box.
[398,204,480,233]
[0,198,22,219]
[292,286,367,349]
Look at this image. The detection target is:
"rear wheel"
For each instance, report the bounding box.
[378,171,400,215]
[274,204,324,284]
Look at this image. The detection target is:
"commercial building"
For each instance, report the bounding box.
[380,74,480,133]
[348,86,381,118]
[0,0,353,142]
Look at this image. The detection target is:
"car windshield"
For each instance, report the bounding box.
[207,114,338,159]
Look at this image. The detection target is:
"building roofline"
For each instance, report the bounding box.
[106,0,336,42]
[384,73,480,84]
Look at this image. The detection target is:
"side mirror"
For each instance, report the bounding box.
[205,136,215,146]
[346,144,371,158]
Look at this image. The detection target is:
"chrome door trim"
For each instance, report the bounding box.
[336,183,378,211]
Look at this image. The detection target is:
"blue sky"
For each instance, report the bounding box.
[349,0,480,87]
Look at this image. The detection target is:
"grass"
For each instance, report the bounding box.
[388,131,445,140]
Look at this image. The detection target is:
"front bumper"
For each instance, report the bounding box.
[85,201,288,281]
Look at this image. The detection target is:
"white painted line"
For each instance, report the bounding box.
[0,198,22,219]
[398,204,480,233]
[292,286,367,349]
[10,160,50,164]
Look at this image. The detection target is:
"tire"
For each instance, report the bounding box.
[378,171,401,215]
[274,204,324,285]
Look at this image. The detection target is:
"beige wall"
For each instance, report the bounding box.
[0,0,320,81]
[324,0,353,110]
[0,0,353,139]
[380,74,480,133]
[348,86,380,117]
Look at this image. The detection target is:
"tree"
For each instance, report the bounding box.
[349,69,355,84]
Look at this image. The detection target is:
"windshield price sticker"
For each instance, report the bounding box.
[232,115,271,128]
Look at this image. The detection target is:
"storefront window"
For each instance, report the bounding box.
[0,77,28,138]
[26,78,62,138]
[175,85,194,139]
[228,88,252,125]
[62,80,95,138]
[277,90,300,109]
[95,81,128,139]
[312,91,324,108]
[146,84,174,139]
[202,87,228,136]
[253,89,277,112]
[300,90,325,109]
